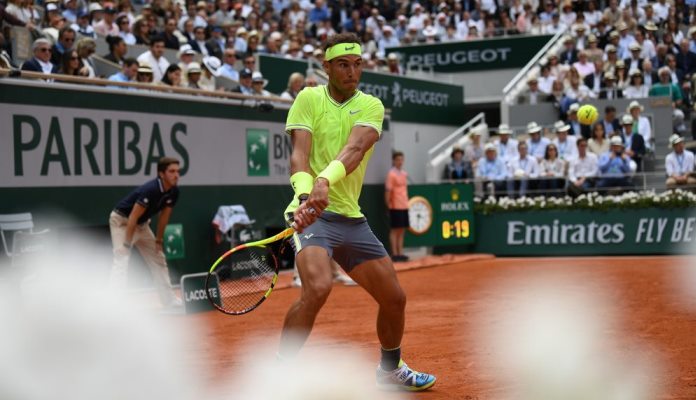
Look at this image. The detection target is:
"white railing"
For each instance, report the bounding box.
[425,112,487,183]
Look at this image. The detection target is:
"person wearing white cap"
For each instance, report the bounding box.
[623,68,649,98]
[597,135,633,190]
[627,100,652,149]
[301,44,314,59]
[408,3,426,31]
[464,127,485,167]
[495,124,519,163]
[422,25,439,43]
[476,143,508,196]
[567,137,599,194]
[517,75,543,105]
[665,134,696,189]
[526,121,550,160]
[624,42,645,72]
[552,120,578,161]
[186,61,203,89]
[506,141,540,198]
[618,113,646,171]
[200,55,222,91]
[250,71,272,96]
[176,44,196,85]
[378,25,400,56]
[385,52,404,75]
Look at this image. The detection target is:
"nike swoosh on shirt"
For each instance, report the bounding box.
[349,110,361,115]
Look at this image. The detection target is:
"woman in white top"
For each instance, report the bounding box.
[539,143,567,196]
[623,69,649,98]
[588,123,610,155]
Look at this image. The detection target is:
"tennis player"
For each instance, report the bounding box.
[108,156,181,308]
[280,33,436,391]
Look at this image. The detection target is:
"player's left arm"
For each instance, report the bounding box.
[155,206,173,252]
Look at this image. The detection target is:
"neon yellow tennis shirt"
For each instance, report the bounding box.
[286,85,385,218]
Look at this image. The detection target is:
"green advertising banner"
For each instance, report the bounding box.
[405,183,475,247]
[472,208,696,256]
[164,223,185,260]
[385,35,553,73]
[258,54,465,126]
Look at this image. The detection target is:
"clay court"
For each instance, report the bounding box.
[178,255,696,399]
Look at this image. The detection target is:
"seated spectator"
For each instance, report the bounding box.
[464,129,484,169]
[650,65,683,108]
[552,120,578,161]
[600,105,621,137]
[200,56,221,91]
[71,9,95,38]
[280,72,304,100]
[189,26,208,55]
[614,60,628,89]
[136,63,153,84]
[563,67,595,109]
[517,75,545,105]
[305,75,319,87]
[73,38,96,78]
[233,68,254,95]
[588,122,609,155]
[385,53,404,75]
[597,136,633,191]
[623,68,649,98]
[162,18,183,50]
[186,62,202,89]
[132,18,151,46]
[585,35,604,62]
[567,103,590,138]
[573,50,595,78]
[665,134,696,189]
[476,143,508,196]
[158,64,182,88]
[104,35,128,66]
[176,45,196,85]
[558,35,578,65]
[599,72,623,99]
[116,16,136,45]
[624,42,646,73]
[626,100,652,149]
[443,146,473,181]
[538,143,567,196]
[526,121,549,161]
[251,71,272,96]
[538,64,556,94]
[568,137,599,194]
[93,4,118,36]
[583,58,604,96]
[618,113,646,172]
[59,49,89,76]
[137,36,170,83]
[107,58,138,88]
[21,38,59,75]
[675,38,696,79]
[495,124,518,164]
[50,27,75,65]
[507,141,539,198]
[219,49,240,81]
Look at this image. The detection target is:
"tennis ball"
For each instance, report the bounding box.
[577,104,598,125]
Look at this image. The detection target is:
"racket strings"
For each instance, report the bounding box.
[215,247,277,313]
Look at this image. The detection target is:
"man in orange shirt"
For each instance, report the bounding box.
[385,151,409,262]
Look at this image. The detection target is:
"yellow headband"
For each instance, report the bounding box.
[325,42,362,61]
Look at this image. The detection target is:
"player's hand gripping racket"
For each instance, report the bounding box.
[206,227,295,315]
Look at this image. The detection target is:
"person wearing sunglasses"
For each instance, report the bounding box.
[21,38,59,75]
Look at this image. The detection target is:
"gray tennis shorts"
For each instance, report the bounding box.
[289,211,388,272]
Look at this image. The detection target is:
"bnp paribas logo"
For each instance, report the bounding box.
[246,128,269,176]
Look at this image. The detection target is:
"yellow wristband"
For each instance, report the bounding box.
[317,160,346,185]
[290,171,314,195]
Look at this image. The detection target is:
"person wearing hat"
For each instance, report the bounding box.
[199,55,220,91]
[136,63,153,83]
[93,3,118,36]
[185,61,202,89]
[477,143,508,196]
[517,74,544,105]
[626,100,651,149]
[301,44,314,60]
[559,35,578,65]
[526,121,550,161]
[567,137,599,194]
[443,146,473,181]
[378,25,400,55]
[70,8,95,39]
[232,67,254,95]
[572,50,595,78]
[506,141,540,198]
[599,71,623,99]
[624,42,645,73]
[665,134,696,188]
[464,127,485,167]
[597,135,633,190]
[623,68,649,98]
[495,124,519,163]
[584,34,603,63]
[232,26,248,55]
[61,0,79,24]
[175,44,195,85]
[250,71,272,96]
[552,120,578,161]
[618,113,646,171]
[604,44,619,73]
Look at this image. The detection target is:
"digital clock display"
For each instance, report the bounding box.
[441,220,470,239]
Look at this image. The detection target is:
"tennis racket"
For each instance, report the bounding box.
[206,227,295,315]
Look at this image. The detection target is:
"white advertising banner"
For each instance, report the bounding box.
[0,104,393,187]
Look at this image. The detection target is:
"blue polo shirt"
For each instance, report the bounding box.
[114,178,179,224]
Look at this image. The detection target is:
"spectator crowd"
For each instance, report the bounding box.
[443,99,695,196]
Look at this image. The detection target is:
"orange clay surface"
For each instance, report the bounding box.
[174,255,696,399]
